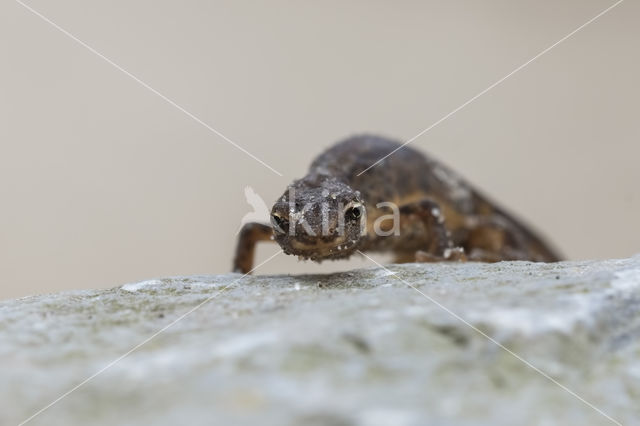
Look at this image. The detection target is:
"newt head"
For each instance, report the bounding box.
[270,176,365,261]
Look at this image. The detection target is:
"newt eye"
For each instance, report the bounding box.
[271,214,289,233]
[345,205,363,221]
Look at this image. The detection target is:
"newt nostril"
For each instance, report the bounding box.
[271,214,289,234]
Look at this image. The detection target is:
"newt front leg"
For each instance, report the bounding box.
[233,222,274,273]
[396,199,467,263]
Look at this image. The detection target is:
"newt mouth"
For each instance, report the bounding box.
[286,238,359,260]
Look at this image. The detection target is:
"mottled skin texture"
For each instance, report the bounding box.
[233,135,561,273]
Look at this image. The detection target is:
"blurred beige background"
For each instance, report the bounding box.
[1,0,638,300]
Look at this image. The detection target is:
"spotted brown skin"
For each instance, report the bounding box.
[233,135,562,273]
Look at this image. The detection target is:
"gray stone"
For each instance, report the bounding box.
[2,257,640,426]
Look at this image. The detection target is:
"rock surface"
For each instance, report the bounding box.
[2,257,640,426]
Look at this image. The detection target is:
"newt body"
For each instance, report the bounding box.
[233,135,561,273]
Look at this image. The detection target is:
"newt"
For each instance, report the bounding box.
[233,135,561,273]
